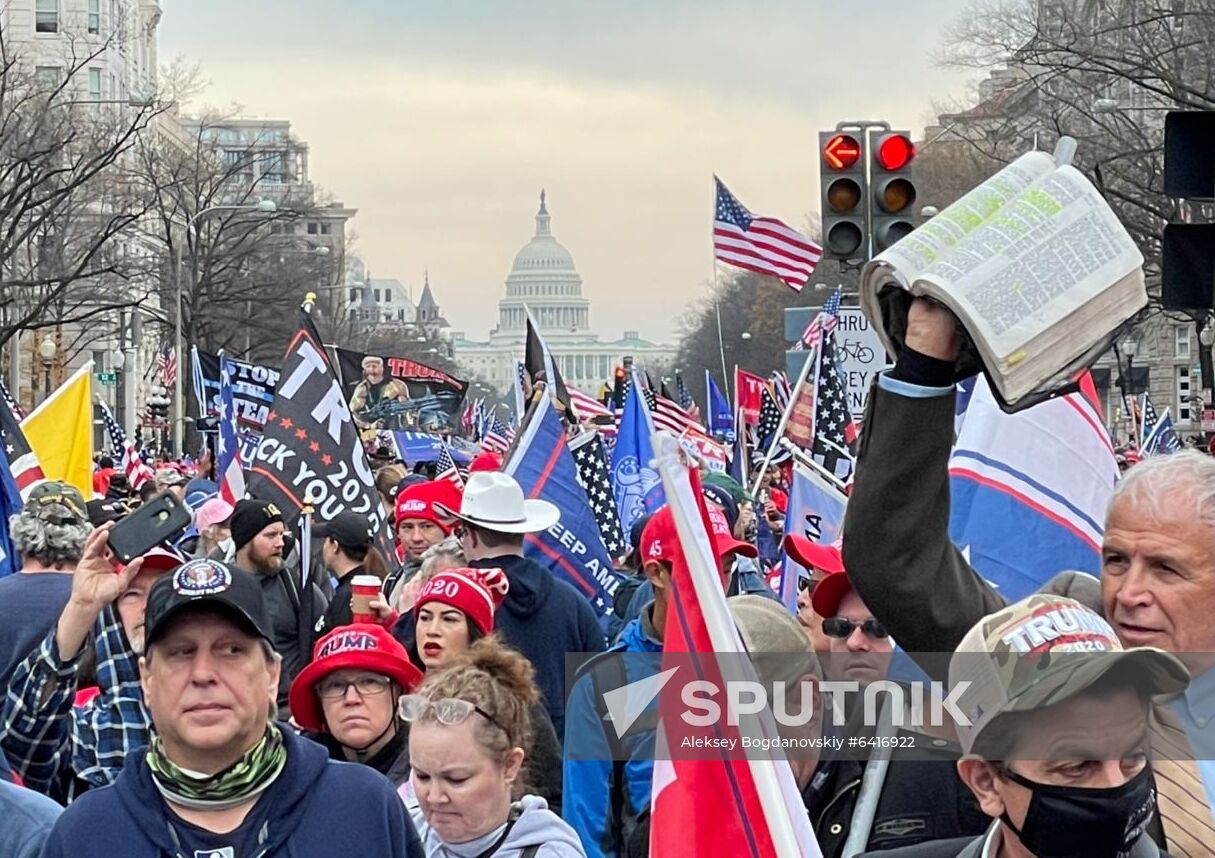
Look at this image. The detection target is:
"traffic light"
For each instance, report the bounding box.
[1162,111,1215,310]
[870,131,917,253]
[819,131,867,261]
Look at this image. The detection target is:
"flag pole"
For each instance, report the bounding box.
[714,299,729,404]
[749,341,818,498]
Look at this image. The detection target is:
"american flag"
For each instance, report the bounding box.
[1138,394,1160,444]
[812,333,859,480]
[0,390,43,496]
[99,400,154,491]
[156,344,177,387]
[770,371,791,410]
[569,384,613,423]
[795,288,842,351]
[653,394,707,439]
[0,380,25,421]
[755,385,783,452]
[675,373,696,412]
[713,176,822,291]
[436,442,464,488]
[569,431,626,557]
[481,414,515,454]
[218,358,246,504]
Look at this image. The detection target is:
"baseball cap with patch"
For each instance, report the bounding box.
[144,558,273,648]
[28,481,88,524]
[950,594,1190,755]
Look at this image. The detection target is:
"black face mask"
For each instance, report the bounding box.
[999,764,1156,858]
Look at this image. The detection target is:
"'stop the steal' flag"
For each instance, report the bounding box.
[246,312,393,550]
[949,373,1117,601]
[610,372,665,534]
[504,395,618,618]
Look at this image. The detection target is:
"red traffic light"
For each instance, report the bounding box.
[875,133,916,171]
[822,134,861,171]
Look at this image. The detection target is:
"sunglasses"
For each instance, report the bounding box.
[398,694,507,734]
[822,617,889,640]
[797,576,817,594]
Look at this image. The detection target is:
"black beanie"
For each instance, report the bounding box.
[230,499,285,552]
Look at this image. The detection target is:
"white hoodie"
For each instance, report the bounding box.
[401,789,586,858]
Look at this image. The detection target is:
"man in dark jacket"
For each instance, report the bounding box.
[843,298,1215,853]
[231,499,328,710]
[315,510,379,629]
[437,471,606,739]
[40,558,422,858]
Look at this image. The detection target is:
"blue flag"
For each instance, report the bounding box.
[778,462,847,611]
[392,431,450,465]
[610,374,665,533]
[1143,409,1182,456]
[705,370,735,441]
[0,438,24,578]
[505,396,618,619]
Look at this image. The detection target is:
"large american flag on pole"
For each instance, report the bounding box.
[98,400,154,490]
[218,357,246,504]
[157,344,177,387]
[0,389,43,496]
[713,176,822,291]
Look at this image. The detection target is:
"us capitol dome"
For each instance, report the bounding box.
[450,191,674,396]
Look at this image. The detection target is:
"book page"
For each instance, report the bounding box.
[874,150,1056,281]
[928,165,1143,357]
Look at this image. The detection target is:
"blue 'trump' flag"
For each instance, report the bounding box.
[949,373,1118,600]
[610,373,665,533]
[505,395,618,618]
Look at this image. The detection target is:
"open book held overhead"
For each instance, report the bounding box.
[860,146,1147,412]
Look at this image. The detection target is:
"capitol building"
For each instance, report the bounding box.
[450,192,675,396]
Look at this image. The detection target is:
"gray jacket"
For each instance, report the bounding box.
[406,794,586,858]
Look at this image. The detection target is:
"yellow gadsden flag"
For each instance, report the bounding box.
[21,362,94,496]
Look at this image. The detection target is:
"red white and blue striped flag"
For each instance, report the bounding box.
[713,176,822,291]
[217,357,246,504]
[156,344,177,387]
[98,400,154,491]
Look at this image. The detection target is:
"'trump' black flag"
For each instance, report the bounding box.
[246,312,392,548]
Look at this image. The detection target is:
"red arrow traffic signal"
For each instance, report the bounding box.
[822,134,861,171]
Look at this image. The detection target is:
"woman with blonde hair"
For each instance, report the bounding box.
[400,639,584,858]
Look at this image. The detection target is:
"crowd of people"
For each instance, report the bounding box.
[0,297,1212,857]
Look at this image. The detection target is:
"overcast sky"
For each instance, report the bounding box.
[159,1,978,344]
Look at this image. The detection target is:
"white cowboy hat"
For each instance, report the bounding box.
[434,471,560,534]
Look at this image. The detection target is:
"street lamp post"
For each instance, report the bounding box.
[173,199,277,455]
[37,335,56,404]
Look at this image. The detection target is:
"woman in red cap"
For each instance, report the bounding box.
[288,624,424,786]
[409,567,564,812]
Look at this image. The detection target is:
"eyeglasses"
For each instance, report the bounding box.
[316,675,393,700]
[398,694,507,734]
[822,617,889,640]
[797,576,817,594]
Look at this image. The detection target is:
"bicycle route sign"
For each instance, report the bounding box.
[834,308,891,416]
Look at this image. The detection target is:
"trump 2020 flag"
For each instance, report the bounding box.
[778,461,848,611]
[246,312,393,551]
[505,395,618,618]
[650,432,821,858]
[610,372,665,533]
[949,373,1118,600]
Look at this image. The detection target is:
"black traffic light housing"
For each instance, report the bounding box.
[819,131,867,262]
[1161,111,1215,310]
[871,131,918,253]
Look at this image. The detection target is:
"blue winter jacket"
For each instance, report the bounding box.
[39,726,422,858]
[562,605,662,858]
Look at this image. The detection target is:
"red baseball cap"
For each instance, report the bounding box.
[395,480,463,534]
[784,534,845,574]
[640,504,758,566]
[469,451,503,473]
[810,569,854,619]
[289,624,424,732]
